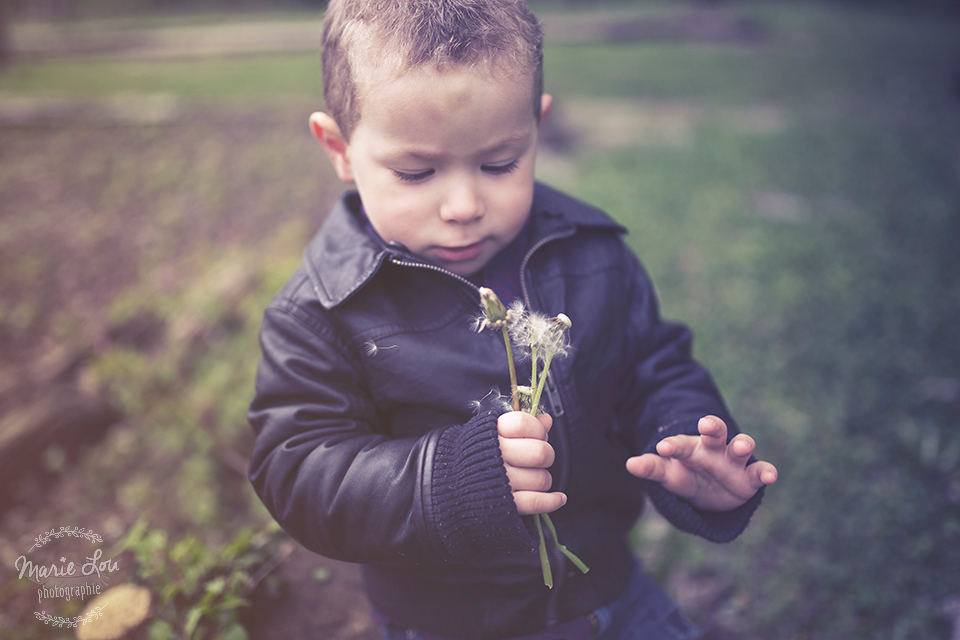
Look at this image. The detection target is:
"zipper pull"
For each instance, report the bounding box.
[544,372,564,417]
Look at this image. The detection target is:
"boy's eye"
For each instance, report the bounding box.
[393,169,434,182]
[482,160,520,176]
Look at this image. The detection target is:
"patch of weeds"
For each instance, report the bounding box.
[111,519,288,640]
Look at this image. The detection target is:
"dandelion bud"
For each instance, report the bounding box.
[479,287,510,331]
[479,287,508,321]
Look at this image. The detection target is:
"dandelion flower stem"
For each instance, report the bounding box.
[530,345,539,412]
[502,329,520,412]
[534,514,553,589]
[529,352,554,415]
[541,513,590,575]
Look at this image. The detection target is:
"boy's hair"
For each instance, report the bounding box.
[322,0,544,139]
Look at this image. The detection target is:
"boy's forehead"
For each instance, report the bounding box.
[358,64,536,133]
[351,56,537,126]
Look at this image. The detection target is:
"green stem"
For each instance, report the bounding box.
[534,514,553,589]
[529,352,554,415]
[502,329,519,412]
[530,345,538,413]
[541,513,590,575]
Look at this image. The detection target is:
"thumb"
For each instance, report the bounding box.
[625,454,667,482]
[536,413,553,435]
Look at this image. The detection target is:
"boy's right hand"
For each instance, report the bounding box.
[497,411,567,516]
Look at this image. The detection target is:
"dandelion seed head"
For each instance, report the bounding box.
[470,387,513,415]
[471,315,488,333]
[363,341,398,357]
[529,313,556,347]
[509,309,572,361]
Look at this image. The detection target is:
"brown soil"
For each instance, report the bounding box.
[0,100,379,639]
[244,545,378,640]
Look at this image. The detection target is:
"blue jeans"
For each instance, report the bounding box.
[375,564,700,640]
[591,566,700,640]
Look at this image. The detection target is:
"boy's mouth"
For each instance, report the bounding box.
[434,240,486,264]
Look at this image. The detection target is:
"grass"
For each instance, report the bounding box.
[537,5,960,638]
[1,2,960,638]
[0,53,324,97]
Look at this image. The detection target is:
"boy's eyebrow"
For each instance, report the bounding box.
[378,131,534,163]
[477,132,535,156]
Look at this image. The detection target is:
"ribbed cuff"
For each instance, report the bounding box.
[431,411,536,560]
[643,414,764,543]
[647,481,764,543]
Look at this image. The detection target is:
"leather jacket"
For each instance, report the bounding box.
[248,183,763,639]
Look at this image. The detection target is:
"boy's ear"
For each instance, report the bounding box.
[309,112,354,183]
[540,94,553,122]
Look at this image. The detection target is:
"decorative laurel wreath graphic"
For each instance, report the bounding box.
[29,527,103,551]
[34,604,108,628]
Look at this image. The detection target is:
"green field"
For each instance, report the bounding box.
[2,3,960,638]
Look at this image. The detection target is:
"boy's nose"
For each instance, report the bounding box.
[439,179,483,223]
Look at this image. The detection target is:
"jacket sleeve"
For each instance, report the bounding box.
[247,298,533,565]
[616,245,764,543]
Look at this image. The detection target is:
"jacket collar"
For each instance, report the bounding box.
[304,182,625,309]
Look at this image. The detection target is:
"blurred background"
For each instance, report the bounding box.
[1,1,959,639]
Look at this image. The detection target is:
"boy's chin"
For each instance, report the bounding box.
[427,245,498,278]
[441,261,485,279]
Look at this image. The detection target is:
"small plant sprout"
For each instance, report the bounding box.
[475,288,588,588]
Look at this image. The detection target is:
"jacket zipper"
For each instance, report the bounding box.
[388,255,481,291]
[518,232,567,307]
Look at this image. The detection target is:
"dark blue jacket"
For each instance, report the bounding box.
[248,183,763,639]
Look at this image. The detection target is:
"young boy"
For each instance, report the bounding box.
[248,1,778,638]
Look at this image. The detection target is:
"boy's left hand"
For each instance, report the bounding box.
[625,416,778,512]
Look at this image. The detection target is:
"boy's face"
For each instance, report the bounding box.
[311,65,549,277]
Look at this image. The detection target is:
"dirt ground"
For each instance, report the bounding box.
[244,545,379,640]
[0,99,383,638]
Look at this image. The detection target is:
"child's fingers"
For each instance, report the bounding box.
[513,490,567,516]
[625,453,668,481]
[728,434,756,462]
[536,412,553,434]
[504,465,553,492]
[499,436,555,469]
[655,434,698,459]
[749,461,779,486]
[698,415,729,450]
[498,411,550,440]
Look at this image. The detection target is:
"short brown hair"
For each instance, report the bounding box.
[321,0,544,139]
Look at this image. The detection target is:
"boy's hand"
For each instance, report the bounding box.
[625,415,778,512]
[498,411,567,516]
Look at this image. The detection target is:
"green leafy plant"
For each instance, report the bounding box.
[111,520,287,640]
[477,287,589,588]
